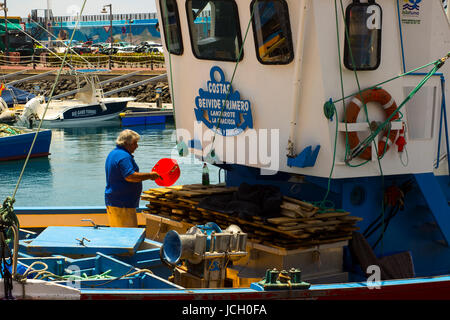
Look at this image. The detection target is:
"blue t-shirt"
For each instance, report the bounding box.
[105,145,142,208]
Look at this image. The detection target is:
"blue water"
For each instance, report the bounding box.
[0,123,221,208]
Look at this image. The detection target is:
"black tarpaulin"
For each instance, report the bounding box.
[197,183,283,220]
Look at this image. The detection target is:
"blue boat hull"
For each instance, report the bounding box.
[120,112,174,127]
[9,214,450,300]
[0,129,52,161]
[221,163,450,280]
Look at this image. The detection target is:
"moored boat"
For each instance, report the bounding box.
[3,204,450,301]
[28,96,135,128]
[16,69,135,128]
[1,0,450,303]
[0,124,51,161]
[149,0,450,298]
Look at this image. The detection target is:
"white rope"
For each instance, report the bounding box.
[22,261,49,277]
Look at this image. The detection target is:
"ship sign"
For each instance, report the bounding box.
[195,66,253,137]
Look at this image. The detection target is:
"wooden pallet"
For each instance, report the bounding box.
[141,184,362,249]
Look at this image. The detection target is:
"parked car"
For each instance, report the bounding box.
[147,47,163,54]
[99,47,118,55]
[71,46,92,54]
[135,42,163,54]
[140,41,162,46]
[117,46,137,53]
[114,42,132,49]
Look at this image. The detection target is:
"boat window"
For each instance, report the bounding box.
[186,0,243,62]
[159,0,183,55]
[250,0,294,65]
[344,0,382,71]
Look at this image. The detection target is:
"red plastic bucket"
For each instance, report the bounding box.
[152,158,180,186]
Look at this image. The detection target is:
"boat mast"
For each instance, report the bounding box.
[46,0,51,45]
[1,0,8,56]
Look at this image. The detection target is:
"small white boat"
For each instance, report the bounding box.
[17,70,135,128]
[23,96,135,128]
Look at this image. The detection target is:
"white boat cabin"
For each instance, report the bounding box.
[156,0,450,179]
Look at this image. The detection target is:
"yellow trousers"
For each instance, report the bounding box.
[106,206,138,227]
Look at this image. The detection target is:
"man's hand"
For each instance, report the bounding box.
[149,171,161,181]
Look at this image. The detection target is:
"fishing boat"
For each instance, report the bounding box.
[0,85,37,108]
[0,86,37,124]
[0,124,51,161]
[24,96,135,128]
[1,0,450,302]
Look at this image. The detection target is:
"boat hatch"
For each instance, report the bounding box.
[20,226,145,256]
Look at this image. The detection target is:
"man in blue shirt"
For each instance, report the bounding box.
[105,129,160,227]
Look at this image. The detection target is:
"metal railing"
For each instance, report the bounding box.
[23,12,159,24]
[0,53,166,70]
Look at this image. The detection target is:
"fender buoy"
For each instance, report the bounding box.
[395,123,407,152]
[345,88,399,160]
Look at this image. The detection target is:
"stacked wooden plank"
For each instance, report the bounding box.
[141,184,362,250]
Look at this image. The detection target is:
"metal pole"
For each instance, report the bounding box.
[447,0,450,22]
[128,19,133,44]
[109,5,112,69]
[4,0,9,57]
[47,0,51,45]
[287,0,310,158]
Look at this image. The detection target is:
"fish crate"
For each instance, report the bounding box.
[143,213,194,242]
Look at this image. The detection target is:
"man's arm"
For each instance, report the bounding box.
[125,171,161,183]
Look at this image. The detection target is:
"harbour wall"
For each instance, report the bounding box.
[11,74,171,103]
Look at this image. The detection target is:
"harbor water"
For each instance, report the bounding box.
[0,123,221,208]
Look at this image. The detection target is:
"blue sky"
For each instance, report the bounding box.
[7,0,157,17]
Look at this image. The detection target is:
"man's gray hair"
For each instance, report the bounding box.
[116,129,140,147]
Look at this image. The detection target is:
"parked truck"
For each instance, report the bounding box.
[0,16,34,57]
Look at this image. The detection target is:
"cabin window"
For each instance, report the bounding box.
[250,0,294,65]
[344,0,382,71]
[186,0,243,62]
[159,0,183,55]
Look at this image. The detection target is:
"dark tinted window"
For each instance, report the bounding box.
[159,0,183,55]
[251,0,293,65]
[344,1,382,70]
[186,0,243,62]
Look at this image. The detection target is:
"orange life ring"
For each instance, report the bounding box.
[345,88,399,160]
